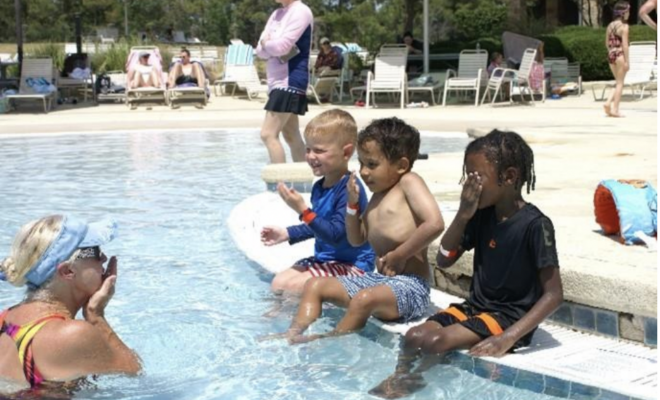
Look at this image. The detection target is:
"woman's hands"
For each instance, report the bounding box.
[84,256,118,322]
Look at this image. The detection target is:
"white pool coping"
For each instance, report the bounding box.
[228,192,657,400]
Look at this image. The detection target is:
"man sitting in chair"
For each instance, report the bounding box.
[128,51,162,89]
[168,48,206,89]
[314,38,342,76]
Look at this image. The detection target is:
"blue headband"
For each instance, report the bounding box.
[7,216,119,289]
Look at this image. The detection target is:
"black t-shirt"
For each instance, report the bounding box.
[461,203,559,322]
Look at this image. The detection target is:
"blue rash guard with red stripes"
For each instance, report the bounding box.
[287,174,375,272]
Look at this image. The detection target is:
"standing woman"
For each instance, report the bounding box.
[604,1,631,118]
[639,0,657,30]
[256,0,313,164]
[0,216,140,393]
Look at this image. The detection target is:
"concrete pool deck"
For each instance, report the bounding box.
[0,92,657,336]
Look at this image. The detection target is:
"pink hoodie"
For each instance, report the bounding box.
[256,1,313,93]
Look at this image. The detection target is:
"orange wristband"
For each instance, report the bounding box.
[299,208,317,224]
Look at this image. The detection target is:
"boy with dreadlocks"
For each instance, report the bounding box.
[370,129,563,399]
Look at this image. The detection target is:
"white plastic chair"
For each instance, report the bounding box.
[481,48,537,105]
[365,53,408,109]
[442,49,488,106]
[593,41,657,101]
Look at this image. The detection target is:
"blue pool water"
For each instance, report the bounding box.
[0,129,560,399]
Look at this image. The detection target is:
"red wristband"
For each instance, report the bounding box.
[299,208,317,224]
[347,202,359,211]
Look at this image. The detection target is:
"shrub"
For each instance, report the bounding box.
[540,25,657,81]
[27,43,65,71]
[453,0,508,40]
[429,25,656,81]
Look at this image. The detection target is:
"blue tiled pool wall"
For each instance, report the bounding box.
[446,351,643,400]
[548,301,657,347]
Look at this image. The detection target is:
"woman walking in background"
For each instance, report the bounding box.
[604,1,631,118]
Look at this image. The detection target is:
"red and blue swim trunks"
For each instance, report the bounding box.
[294,257,365,278]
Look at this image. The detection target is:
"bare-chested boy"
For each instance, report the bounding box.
[269,117,445,344]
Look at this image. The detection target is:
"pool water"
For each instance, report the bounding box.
[0,130,558,399]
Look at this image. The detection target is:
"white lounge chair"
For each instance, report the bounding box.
[226,65,268,100]
[379,44,409,57]
[5,58,57,113]
[214,44,255,96]
[442,49,488,106]
[481,48,537,105]
[308,74,339,105]
[593,41,657,101]
[407,73,444,105]
[365,53,408,109]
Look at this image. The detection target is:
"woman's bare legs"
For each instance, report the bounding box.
[261,111,293,164]
[168,63,183,88]
[192,63,206,88]
[281,114,306,162]
[149,67,162,88]
[605,57,627,117]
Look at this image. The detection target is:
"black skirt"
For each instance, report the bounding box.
[264,88,308,116]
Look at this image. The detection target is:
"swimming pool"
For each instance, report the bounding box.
[0,129,561,399]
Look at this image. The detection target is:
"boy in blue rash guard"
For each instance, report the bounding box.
[261,109,375,295]
[262,118,445,345]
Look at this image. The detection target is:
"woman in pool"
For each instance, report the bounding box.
[256,0,313,164]
[0,215,141,393]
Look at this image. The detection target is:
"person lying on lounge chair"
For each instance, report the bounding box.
[127,51,162,89]
[167,48,206,89]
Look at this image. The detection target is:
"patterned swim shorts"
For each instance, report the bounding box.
[337,272,430,323]
[295,257,365,278]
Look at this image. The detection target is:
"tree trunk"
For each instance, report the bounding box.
[404,0,416,34]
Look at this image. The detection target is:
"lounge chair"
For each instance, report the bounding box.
[593,41,657,101]
[214,43,254,96]
[225,64,268,100]
[58,53,94,103]
[125,46,167,109]
[407,73,444,105]
[364,52,408,109]
[308,71,339,105]
[379,44,409,57]
[481,48,537,105]
[167,59,209,109]
[5,58,57,113]
[442,49,488,106]
[96,70,126,103]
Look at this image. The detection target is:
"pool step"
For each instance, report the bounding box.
[229,192,657,400]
